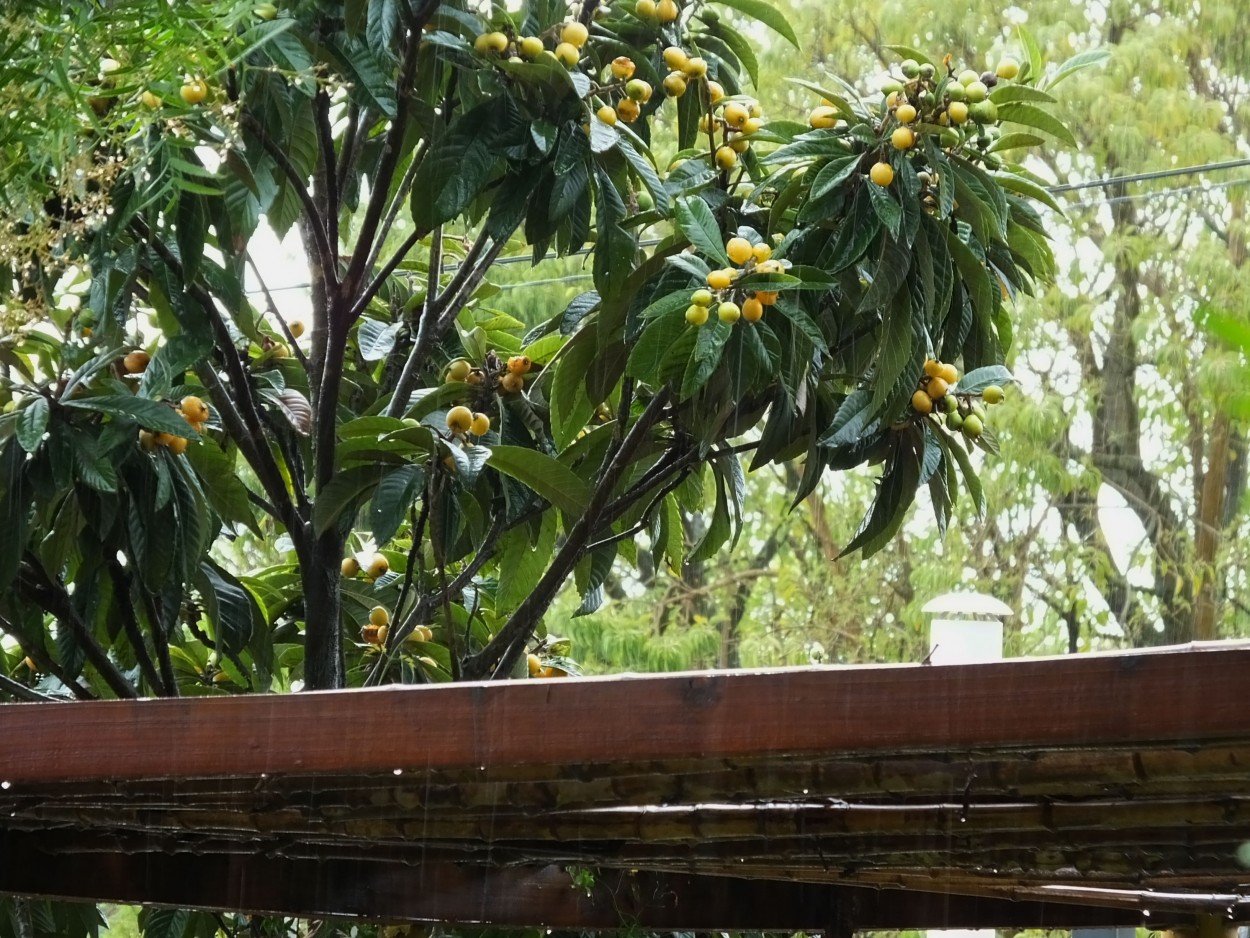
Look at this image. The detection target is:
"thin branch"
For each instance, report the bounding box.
[247,253,310,369]
[144,233,300,529]
[0,672,56,703]
[471,389,673,680]
[341,23,425,298]
[313,88,340,259]
[19,558,137,699]
[239,112,335,281]
[138,586,180,698]
[349,228,423,323]
[108,562,167,696]
[0,612,96,700]
[363,139,429,277]
[335,103,364,197]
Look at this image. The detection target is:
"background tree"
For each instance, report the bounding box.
[565,0,1250,671]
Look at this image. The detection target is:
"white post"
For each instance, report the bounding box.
[922,591,1012,938]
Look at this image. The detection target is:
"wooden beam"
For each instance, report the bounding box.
[1,644,1248,786]
[0,833,1178,930]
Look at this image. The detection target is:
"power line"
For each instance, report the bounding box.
[1049,157,1250,194]
[245,159,1250,296]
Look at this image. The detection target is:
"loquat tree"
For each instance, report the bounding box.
[0,0,1092,700]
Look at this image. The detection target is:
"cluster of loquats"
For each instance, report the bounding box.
[359,605,437,649]
[473,20,590,69]
[445,405,492,439]
[910,358,1006,441]
[445,354,534,395]
[687,236,783,326]
[807,53,1022,191]
[340,553,391,581]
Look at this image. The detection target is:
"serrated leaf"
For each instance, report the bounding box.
[866,179,902,239]
[675,195,730,266]
[988,132,1046,154]
[496,513,557,612]
[618,137,671,213]
[313,464,387,534]
[371,465,424,546]
[884,45,934,66]
[184,437,260,535]
[551,329,598,451]
[819,389,872,446]
[358,319,403,361]
[988,83,1057,105]
[809,154,861,200]
[488,445,591,515]
[15,397,49,454]
[261,388,313,434]
[996,102,1077,147]
[64,395,200,439]
[680,320,732,399]
[710,0,798,46]
[993,171,1065,213]
[957,364,1014,394]
[1043,48,1111,90]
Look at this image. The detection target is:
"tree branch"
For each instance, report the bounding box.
[239,112,335,281]
[108,562,167,697]
[0,671,56,703]
[247,253,310,370]
[313,88,340,260]
[0,612,95,700]
[19,558,137,699]
[341,23,425,299]
[363,139,429,278]
[468,390,672,679]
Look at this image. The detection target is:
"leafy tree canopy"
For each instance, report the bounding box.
[0,0,1091,701]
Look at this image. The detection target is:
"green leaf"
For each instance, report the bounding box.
[869,289,918,417]
[15,397,49,454]
[995,102,1077,147]
[943,226,994,330]
[771,299,828,352]
[1017,25,1043,85]
[628,304,688,384]
[709,0,799,46]
[681,320,732,399]
[988,132,1046,154]
[700,21,760,87]
[819,390,873,447]
[675,196,730,266]
[988,83,1057,105]
[957,364,1014,394]
[496,513,557,612]
[938,425,986,516]
[64,395,201,439]
[184,438,261,536]
[371,465,424,546]
[1043,48,1111,90]
[866,179,902,239]
[808,154,861,200]
[313,464,387,535]
[993,170,1065,213]
[617,138,671,215]
[197,561,259,656]
[488,445,592,515]
[884,44,934,66]
[840,431,924,558]
[0,441,28,591]
[551,329,598,451]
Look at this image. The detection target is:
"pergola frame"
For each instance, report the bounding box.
[2,642,1249,930]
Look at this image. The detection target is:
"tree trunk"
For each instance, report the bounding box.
[299,530,346,690]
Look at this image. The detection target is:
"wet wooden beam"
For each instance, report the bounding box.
[0,832,1184,930]
[1,643,1247,787]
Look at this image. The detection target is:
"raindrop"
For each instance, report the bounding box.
[393,768,403,776]
[1144,911,1151,918]
[802,789,809,794]
[1,781,10,790]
